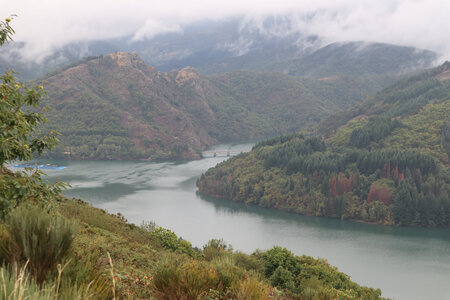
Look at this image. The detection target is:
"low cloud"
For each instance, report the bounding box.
[2,0,450,62]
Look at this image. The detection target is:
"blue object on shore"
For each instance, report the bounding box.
[12,164,66,170]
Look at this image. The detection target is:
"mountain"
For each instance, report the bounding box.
[0,40,119,81]
[40,53,217,160]
[265,42,435,77]
[0,18,312,80]
[2,18,436,85]
[197,62,450,227]
[132,17,313,74]
[40,52,375,160]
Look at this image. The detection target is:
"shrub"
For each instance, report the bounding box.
[152,254,219,300]
[150,227,198,257]
[269,266,297,292]
[259,247,300,278]
[211,256,243,291]
[233,251,264,273]
[300,276,335,300]
[0,205,76,284]
[152,254,272,300]
[236,276,272,300]
[203,238,232,261]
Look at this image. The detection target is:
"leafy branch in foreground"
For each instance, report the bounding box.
[0,71,59,165]
[0,16,15,46]
[0,17,65,217]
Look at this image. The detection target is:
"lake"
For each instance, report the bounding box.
[40,143,450,300]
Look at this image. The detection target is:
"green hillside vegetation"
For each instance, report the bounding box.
[313,62,450,137]
[206,71,366,141]
[261,42,437,103]
[37,52,385,160]
[0,192,388,299]
[197,63,450,227]
[0,25,386,298]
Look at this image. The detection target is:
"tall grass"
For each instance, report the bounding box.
[0,263,96,300]
[152,253,274,300]
[0,205,76,284]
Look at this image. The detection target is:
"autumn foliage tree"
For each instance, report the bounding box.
[367,184,391,206]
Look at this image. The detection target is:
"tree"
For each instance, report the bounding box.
[0,17,64,217]
[1,17,59,164]
[0,16,14,46]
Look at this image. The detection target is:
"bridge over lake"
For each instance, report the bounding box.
[202,149,248,157]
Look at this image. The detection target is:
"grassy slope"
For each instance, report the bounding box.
[54,197,386,299]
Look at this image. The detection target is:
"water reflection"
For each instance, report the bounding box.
[65,183,138,202]
[197,192,450,241]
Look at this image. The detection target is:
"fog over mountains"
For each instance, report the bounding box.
[3,0,450,62]
[0,17,437,81]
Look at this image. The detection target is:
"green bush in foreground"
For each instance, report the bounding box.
[152,253,274,300]
[0,205,76,284]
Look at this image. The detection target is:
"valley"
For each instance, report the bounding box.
[38,51,388,160]
[1,8,449,299]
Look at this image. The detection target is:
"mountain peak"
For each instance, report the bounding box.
[173,66,200,85]
[107,51,142,67]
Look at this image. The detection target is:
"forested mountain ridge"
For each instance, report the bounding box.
[313,61,450,139]
[40,52,218,160]
[197,62,450,227]
[39,51,383,160]
[264,42,435,78]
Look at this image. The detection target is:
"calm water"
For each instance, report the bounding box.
[39,143,449,300]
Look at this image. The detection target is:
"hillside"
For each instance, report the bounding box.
[264,42,436,98]
[314,61,450,138]
[55,197,387,299]
[40,53,219,160]
[0,166,387,299]
[197,63,450,227]
[265,42,435,78]
[39,52,382,160]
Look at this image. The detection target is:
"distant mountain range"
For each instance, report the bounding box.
[2,18,436,81]
[40,52,383,160]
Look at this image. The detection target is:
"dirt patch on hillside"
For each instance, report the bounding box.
[318,76,340,82]
[436,69,450,81]
[349,114,369,122]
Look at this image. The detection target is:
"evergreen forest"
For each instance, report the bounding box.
[197,64,450,227]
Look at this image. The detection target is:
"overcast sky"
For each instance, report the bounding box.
[2,0,450,62]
